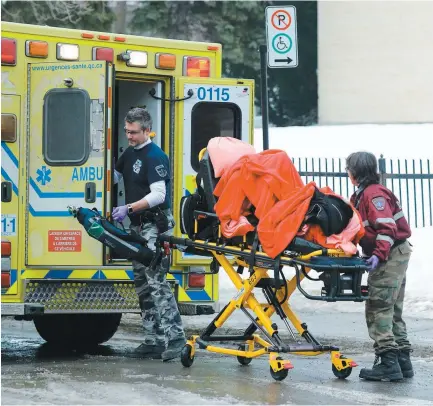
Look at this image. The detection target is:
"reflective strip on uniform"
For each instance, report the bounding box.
[376,234,394,246]
[394,211,405,221]
[363,217,395,228]
[376,217,396,225]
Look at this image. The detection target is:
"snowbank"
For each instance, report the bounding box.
[253,123,433,159]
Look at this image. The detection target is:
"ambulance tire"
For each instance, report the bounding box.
[33,313,122,349]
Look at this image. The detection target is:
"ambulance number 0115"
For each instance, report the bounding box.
[197,87,230,102]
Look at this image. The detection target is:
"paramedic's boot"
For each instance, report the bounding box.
[398,350,414,378]
[134,343,165,359]
[162,337,187,362]
[359,350,403,381]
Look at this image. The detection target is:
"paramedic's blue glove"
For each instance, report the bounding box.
[112,205,128,222]
[365,255,380,272]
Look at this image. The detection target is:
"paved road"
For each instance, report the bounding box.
[2,312,433,405]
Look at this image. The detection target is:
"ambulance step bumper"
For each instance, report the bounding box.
[178,302,215,316]
[24,279,141,314]
[22,279,181,314]
[1,303,44,316]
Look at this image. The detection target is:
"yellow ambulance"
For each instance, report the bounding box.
[1,22,254,347]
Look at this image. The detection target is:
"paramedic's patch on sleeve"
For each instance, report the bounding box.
[155,164,168,178]
[372,196,386,211]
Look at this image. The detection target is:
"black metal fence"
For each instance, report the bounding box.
[292,155,433,228]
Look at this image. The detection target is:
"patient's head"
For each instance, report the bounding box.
[345,151,380,187]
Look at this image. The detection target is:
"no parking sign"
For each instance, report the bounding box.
[265,6,298,68]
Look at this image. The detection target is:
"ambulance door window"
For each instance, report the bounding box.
[43,88,90,166]
[1,114,17,143]
[190,102,241,172]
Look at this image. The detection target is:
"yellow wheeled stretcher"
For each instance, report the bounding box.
[156,151,369,381]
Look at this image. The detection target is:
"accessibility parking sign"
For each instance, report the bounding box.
[265,6,298,68]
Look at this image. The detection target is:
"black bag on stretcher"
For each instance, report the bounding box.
[68,206,155,266]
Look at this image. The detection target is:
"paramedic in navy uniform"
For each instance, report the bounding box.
[112,107,186,361]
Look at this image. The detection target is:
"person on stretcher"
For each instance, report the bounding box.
[204,137,365,258]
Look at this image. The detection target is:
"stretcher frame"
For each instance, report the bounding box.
[158,226,368,381]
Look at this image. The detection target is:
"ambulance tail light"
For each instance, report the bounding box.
[188,268,206,289]
[155,53,176,70]
[57,43,79,61]
[2,241,11,257]
[183,56,210,77]
[1,271,11,290]
[1,38,16,66]
[93,47,114,62]
[1,240,11,290]
[26,40,48,58]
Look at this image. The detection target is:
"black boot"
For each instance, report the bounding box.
[359,350,403,381]
[133,343,165,359]
[398,350,414,378]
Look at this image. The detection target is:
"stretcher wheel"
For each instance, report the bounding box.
[270,357,289,381]
[237,345,252,365]
[332,364,352,379]
[180,344,194,367]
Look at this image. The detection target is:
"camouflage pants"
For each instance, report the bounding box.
[131,210,185,347]
[366,240,412,355]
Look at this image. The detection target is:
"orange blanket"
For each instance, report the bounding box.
[213,149,364,258]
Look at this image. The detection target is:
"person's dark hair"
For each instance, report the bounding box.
[346,151,380,186]
[125,107,152,131]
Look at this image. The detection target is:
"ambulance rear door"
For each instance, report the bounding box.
[26,61,113,267]
[173,77,254,266]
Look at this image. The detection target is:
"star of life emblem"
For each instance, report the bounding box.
[155,164,167,177]
[133,159,142,174]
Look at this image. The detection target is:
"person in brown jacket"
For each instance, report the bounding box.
[346,151,413,382]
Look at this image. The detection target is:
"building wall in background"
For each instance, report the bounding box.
[318,1,433,124]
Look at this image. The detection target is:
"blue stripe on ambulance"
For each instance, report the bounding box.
[2,142,101,217]
[1,167,18,195]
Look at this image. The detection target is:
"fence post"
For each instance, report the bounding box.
[378,154,387,186]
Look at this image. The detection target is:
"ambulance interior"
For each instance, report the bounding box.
[110,79,163,260]
[110,77,241,262]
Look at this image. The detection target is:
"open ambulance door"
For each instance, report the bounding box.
[173,77,254,266]
[26,61,114,267]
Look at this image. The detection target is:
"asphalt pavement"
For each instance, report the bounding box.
[2,310,433,405]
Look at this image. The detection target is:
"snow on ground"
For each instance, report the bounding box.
[253,123,433,159]
[218,124,433,319]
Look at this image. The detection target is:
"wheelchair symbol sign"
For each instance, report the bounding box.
[272,34,292,54]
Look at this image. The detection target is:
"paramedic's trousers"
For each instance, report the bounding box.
[131,210,185,347]
[366,240,412,355]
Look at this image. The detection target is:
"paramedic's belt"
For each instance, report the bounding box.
[139,208,169,234]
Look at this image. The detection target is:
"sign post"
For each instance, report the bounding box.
[260,5,298,151]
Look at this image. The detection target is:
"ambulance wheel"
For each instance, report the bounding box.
[33,313,122,348]
[332,364,352,379]
[270,357,289,381]
[180,344,195,367]
[237,345,252,365]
